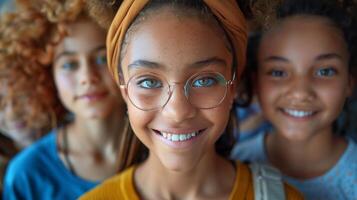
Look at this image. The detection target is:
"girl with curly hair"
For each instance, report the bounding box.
[233,0,357,199]
[3,1,141,199]
[0,8,65,196]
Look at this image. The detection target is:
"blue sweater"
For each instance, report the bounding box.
[3,131,99,200]
[232,132,357,200]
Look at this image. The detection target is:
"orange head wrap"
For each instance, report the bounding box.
[107,0,247,84]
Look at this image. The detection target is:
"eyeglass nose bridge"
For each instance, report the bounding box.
[162,81,191,109]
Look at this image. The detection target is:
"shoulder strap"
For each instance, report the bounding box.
[249,163,285,200]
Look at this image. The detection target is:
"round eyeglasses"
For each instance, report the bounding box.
[120,71,235,111]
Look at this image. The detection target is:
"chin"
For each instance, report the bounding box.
[278,128,314,143]
[82,111,110,120]
[156,152,201,173]
[83,105,115,118]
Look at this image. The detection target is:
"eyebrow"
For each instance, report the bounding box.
[54,45,106,62]
[128,60,161,70]
[90,45,106,54]
[262,53,343,63]
[128,57,227,70]
[190,57,227,68]
[54,51,76,62]
[315,53,343,61]
[262,56,289,63]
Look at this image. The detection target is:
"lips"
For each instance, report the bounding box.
[77,91,108,101]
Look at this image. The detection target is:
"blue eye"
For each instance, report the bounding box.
[62,61,78,70]
[192,77,218,88]
[95,55,107,66]
[316,68,336,77]
[269,70,287,77]
[137,78,162,89]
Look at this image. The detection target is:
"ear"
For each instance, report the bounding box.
[119,86,129,104]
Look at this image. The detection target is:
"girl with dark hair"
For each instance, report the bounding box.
[80,1,303,199]
[234,0,357,199]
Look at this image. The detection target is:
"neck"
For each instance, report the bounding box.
[135,149,235,200]
[70,107,127,154]
[266,127,347,179]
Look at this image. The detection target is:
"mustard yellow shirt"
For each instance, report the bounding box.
[80,162,303,200]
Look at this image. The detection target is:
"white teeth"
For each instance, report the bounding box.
[284,109,313,118]
[172,134,179,142]
[160,131,200,142]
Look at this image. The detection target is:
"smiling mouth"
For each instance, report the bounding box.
[282,108,316,118]
[153,129,205,142]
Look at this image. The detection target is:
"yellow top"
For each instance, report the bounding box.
[80,162,303,200]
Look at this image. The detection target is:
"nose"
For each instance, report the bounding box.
[161,85,197,124]
[79,57,100,85]
[286,76,316,103]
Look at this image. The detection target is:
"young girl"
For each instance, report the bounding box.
[80,0,303,199]
[0,10,65,196]
[233,0,357,199]
[3,1,141,199]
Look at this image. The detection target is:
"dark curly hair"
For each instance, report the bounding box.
[240,0,357,100]
[277,0,357,76]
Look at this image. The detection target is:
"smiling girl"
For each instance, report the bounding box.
[80,1,303,199]
[233,0,357,199]
[3,1,141,199]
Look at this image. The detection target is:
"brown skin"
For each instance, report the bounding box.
[256,15,353,179]
[120,7,236,200]
[53,18,127,181]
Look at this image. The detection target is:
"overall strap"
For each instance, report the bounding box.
[249,163,285,200]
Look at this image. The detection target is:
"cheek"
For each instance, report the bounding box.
[54,75,75,105]
[319,83,348,115]
[127,104,153,133]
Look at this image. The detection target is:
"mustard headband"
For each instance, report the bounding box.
[107,0,248,84]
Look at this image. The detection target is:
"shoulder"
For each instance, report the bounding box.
[229,162,303,200]
[4,131,56,185]
[229,162,254,199]
[3,131,57,199]
[79,166,139,200]
[339,138,357,171]
[7,131,56,170]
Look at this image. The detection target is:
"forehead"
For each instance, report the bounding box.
[55,19,106,56]
[122,8,232,73]
[259,15,349,61]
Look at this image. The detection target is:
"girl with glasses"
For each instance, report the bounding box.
[81,1,303,199]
